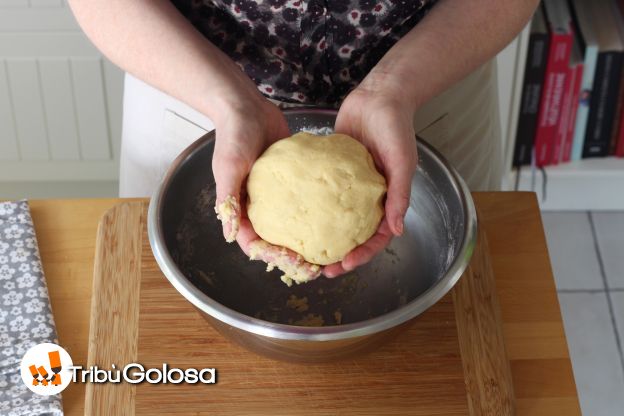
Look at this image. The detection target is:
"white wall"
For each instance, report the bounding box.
[0,3,528,194]
[496,24,531,189]
[0,0,123,183]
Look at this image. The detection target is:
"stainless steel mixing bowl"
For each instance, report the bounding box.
[148,108,477,362]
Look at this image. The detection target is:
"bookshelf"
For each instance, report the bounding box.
[501,1,624,211]
[510,158,624,210]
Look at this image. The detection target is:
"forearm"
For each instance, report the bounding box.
[362,0,540,111]
[67,0,262,123]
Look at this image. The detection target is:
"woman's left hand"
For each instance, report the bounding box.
[323,79,419,278]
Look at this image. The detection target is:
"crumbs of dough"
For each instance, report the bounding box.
[249,240,321,286]
[214,195,239,243]
[196,270,216,287]
[334,309,342,325]
[293,313,324,327]
[286,295,309,312]
[398,294,407,306]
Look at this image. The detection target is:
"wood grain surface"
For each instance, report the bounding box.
[30,198,124,416]
[31,193,581,415]
[89,200,512,415]
[452,225,515,415]
[134,213,470,415]
[85,202,146,415]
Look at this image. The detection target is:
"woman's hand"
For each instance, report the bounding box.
[211,91,288,248]
[211,89,322,283]
[323,76,419,278]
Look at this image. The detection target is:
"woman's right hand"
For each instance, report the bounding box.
[212,93,322,283]
[211,91,289,246]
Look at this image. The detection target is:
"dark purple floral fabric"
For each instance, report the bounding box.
[172,0,437,107]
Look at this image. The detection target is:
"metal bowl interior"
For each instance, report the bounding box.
[148,108,476,342]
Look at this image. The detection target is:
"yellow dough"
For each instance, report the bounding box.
[247,132,387,265]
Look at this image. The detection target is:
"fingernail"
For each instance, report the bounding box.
[396,220,404,236]
[222,222,233,243]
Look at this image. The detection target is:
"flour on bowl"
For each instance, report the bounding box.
[299,126,334,135]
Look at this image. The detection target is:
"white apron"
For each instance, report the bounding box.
[119,60,501,197]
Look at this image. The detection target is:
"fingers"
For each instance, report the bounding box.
[212,139,249,243]
[322,262,347,279]
[323,219,394,278]
[337,93,416,237]
[214,196,240,243]
[334,108,357,138]
[236,215,322,286]
[267,115,292,145]
[342,219,394,270]
[383,148,416,236]
[234,217,259,256]
[334,86,373,138]
[211,104,289,243]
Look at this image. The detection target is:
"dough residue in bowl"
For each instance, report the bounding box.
[249,239,321,286]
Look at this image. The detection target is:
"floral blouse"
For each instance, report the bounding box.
[172,0,437,107]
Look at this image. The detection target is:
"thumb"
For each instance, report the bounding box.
[383,151,416,236]
[212,140,250,243]
[334,107,359,139]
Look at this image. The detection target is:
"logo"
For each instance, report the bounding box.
[70,364,216,384]
[20,342,73,395]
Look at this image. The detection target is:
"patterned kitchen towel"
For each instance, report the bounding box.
[0,201,63,415]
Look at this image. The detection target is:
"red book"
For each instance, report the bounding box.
[534,1,574,166]
[560,27,585,164]
[617,125,624,156]
[562,63,584,162]
[553,66,574,164]
[617,80,624,155]
[610,63,624,156]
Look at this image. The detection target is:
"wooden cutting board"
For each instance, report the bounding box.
[85,200,515,415]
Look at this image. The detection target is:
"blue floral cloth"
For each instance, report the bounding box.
[0,201,62,415]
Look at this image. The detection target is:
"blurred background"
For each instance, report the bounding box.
[0,0,121,199]
[0,0,527,200]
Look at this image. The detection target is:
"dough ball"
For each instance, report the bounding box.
[247,132,387,265]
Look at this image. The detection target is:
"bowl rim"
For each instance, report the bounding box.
[148,107,477,341]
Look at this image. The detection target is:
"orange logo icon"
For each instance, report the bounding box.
[27,350,63,387]
[20,343,73,395]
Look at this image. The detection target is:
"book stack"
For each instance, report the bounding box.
[513,0,624,167]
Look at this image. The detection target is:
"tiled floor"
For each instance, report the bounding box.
[542,211,624,416]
